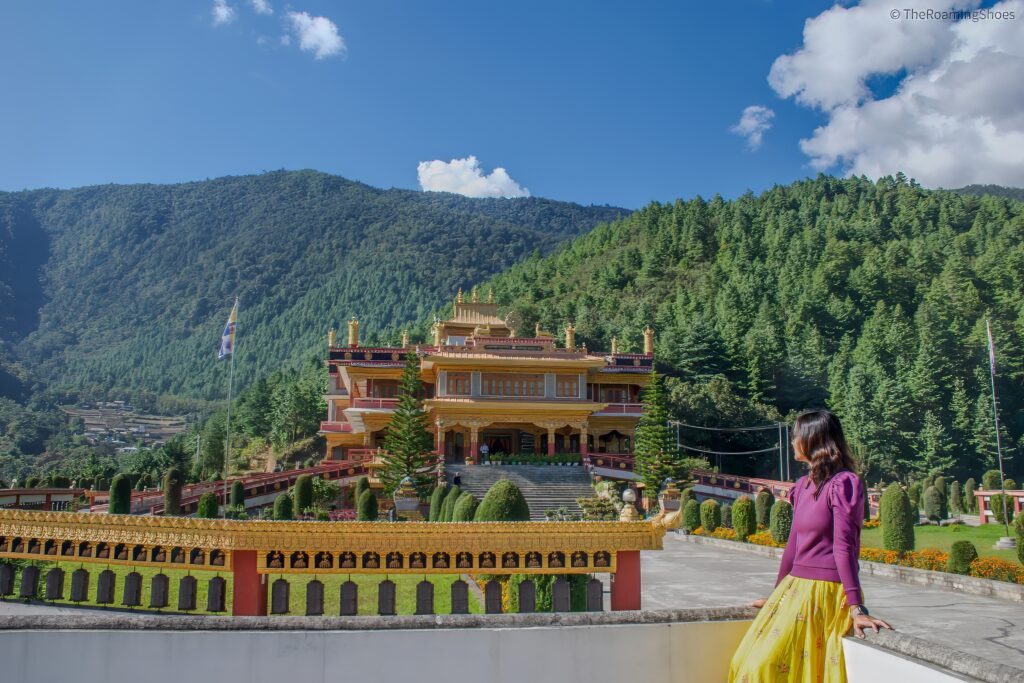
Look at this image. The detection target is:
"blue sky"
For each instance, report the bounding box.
[1,1,1021,208]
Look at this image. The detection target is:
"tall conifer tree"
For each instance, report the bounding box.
[634,371,681,502]
[380,352,433,497]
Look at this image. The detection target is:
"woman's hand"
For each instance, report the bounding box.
[852,614,893,639]
[749,598,767,609]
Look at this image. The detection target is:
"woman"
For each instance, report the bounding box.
[729,409,891,682]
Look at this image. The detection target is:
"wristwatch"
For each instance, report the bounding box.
[850,605,870,617]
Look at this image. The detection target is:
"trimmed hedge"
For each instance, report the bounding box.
[440,485,462,522]
[163,468,183,516]
[949,481,962,515]
[770,499,793,544]
[907,481,922,512]
[989,494,1014,524]
[964,478,977,513]
[721,502,732,529]
[880,484,914,552]
[474,480,530,522]
[428,485,447,521]
[699,499,720,532]
[197,492,219,519]
[452,492,479,522]
[946,541,978,575]
[273,492,294,520]
[230,480,245,508]
[1005,479,1018,491]
[922,486,942,521]
[755,490,773,528]
[680,487,696,507]
[356,489,378,521]
[732,496,756,542]
[108,474,132,515]
[683,499,701,533]
[354,476,370,503]
[293,475,313,514]
[982,470,1002,491]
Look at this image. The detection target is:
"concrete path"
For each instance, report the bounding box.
[642,533,1024,670]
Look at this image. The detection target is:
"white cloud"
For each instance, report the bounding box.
[417,156,531,198]
[770,0,1024,187]
[731,105,775,150]
[249,0,272,15]
[211,0,236,26]
[285,11,345,59]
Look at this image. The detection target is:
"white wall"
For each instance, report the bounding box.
[844,638,968,682]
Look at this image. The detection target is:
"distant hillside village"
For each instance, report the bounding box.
[60,402,187,453]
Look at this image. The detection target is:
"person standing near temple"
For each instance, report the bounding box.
[729,409,892,682]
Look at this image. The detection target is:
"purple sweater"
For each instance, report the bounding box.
[775,469,864,606]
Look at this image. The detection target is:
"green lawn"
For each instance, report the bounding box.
[3,561,233,614]
[861,523,1019,562]
[269,574,482,616]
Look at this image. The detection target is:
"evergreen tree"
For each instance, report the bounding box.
[273,492,293,520]
[916,411,957,478]
[634,371,681,502]
[293,474,314,514]
[163,467,183,516]
[379,352,434,497]
[230,480,245,507]
[357,489,378,521]
[197,492,219,519]
[108,474,131,515]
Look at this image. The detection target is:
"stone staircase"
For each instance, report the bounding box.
[446,465,594,521]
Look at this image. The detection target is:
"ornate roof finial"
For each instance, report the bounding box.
[565,322,576,351]
[328,328,337,348]
[432,319,443,347]
[347,317,360,348]
[401,329,410,347]
[535,322,542,337]
[471,285,479,303]
[611,336,619,354]
[487,287,494,304]
[456,288,464,304]
[643,326,655,355]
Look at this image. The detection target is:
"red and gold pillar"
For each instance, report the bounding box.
[610,550,641,611]
[232,550,267,616]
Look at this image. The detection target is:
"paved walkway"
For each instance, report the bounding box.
[643,534,1024,670]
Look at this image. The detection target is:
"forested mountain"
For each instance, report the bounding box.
[954,185,1024,202]
[0,170,626,405]
[460,174,1024,482]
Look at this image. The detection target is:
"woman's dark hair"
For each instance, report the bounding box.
[792,409,856,498]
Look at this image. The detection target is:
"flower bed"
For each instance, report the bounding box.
[484,453,582,466]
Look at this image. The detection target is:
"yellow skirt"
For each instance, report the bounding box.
[729,576,852,683]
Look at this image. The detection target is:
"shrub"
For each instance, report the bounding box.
[922,474,935,490]
[440,485,462,522]
[682,499,700,532]
[721,502,732,529]
[356,489,378,521]
[452,492,479,522]
[880,483,914,552]
[754,490,774,528]
[907,481,922,511]
[934,476,947,497]
[982,469,1002,491]
[230,480,245,508]
[428,485,447,521]
[293,474,314,514]
[354,476,370,502]
[770,500,793,543]
[1005,479,1018,491]
[699,499,720,533]
[746,531,786,548]
[732,496,756,542]
[162,468,183,516]
[474,480,530,522]
[989,494,1014,524]
[680,487,696,507]
[196,492,219,518]
[964,478,977,513]
[108,474,132,514]
[25,476,40,488]
[969,557,1024,584]
[946,541,978,575]
[922,486,943,521]
[949,481,962,515]
[273,492,294,520]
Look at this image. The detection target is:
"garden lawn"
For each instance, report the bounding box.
[268,574,482,616]
[3,561,233,614]
[861,523,1019,563]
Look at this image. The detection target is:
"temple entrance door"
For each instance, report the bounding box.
[445,431,464,464]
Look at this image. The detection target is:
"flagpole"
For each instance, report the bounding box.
[986,318,1012,541]
[223,297,238,518]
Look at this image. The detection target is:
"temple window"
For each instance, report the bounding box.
[446,372,471,396]
[481,373,543,397]
[555,375,579,398]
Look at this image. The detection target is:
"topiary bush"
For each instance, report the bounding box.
[197,492,219,519]
[428,485,447,521]
[922,486,942,522]
[907,482,922,512]
[982,470,1002,491]
[474,480,530,522]
[440,485,462,522]
[452,492,479,522]
[754,490,773,528]
[922,474,935,491]
[162,468,183,516]
[293,474,314,515]
[356,489,378,521]
[273,492,294,520]
[721,502,732,529]
[964,478,977,513]
[1005,479,1018,491]
[680,486,696,507]
[881,484,914,552]
[354,476,370,502]
[699,499,721,533]
[683,499,701,533]
[934,476,947,497]
[732,496,756,542]
[108,474,132,514]
[230,480,245,508]
[946,541,978,575]
[770,499,793,544]
[949,481,962,515]
[989,494,1014,524]
[25,476,40,489]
